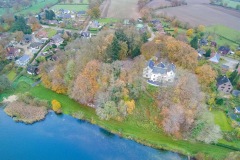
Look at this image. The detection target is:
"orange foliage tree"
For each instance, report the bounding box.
[51,99,61,113]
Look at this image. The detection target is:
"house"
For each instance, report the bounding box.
[218,46,230,55]
[199,38,208,46]
[197,49,206,58]
[209,53,220,63]
[232,90,240,97]
[80,31,91,38]
[36,30,48,38]
[51,34,64,46]
[143,60,176,86]
[23,34,32,43]
[6,47,20,59]
[15,55,30,66]
[27,65,39,75]
[58,13,71,19]
[48,20,58,25]
[235,107,240,114]
[216,76,233,94]
[151,19,160,25]
[29,42,42,50]
[221,64,229,73]
[211,41,217,48]
[77,11,86,17]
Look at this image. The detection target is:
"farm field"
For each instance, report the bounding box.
[59,0,89,4]
[155,2,240,31]
[107,0,140,19]
[146,0,171,9]
[51,4,89,11]
[0,0,58,16]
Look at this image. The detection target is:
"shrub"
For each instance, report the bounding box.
[51,99,62,113]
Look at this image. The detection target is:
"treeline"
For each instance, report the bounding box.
[40,27,146,120]
[39,26,221,143]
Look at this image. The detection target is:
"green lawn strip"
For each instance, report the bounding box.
[212,110,233,132]
[51,4,89,11]
[96,18,119,24]
[7,69,17,82]
[28,84,235,159]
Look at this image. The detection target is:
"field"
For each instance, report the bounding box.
[155,1,240,31]
[51,4,89,11]
[146,0,171,9]
[0,0,58,16]
[59,0,89,4]
[107,0,140,19]
[214,0,240,8]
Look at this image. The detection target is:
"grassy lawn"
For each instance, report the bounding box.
[43,28,57,38]
[206,25,240,48]
[17,0,58,16]
[212,110,233,132]
[26,83,236,159]
[51,4,89,11]
[96,18,119,24]
[7,69,17,82]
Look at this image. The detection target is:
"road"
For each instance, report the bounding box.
[221,56,240,70]
[147,25,155,42]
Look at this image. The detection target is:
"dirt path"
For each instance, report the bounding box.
[100,0,111,18]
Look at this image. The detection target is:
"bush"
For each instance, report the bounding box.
[51,99,62,113]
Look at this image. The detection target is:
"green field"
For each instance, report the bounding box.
[215,0,240,8]
[97,18,119,23]
[43,28,57,38]
[51,4,89,11]
[212,110,233,132]
[7,70,17,82]
[206,25,240,49]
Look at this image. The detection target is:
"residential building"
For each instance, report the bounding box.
[15,55,30,66]
[27,65,39,75]
[199,38,208,46]
[23,34,32,43]
[6,47,20,59]
[51,34,64,46]
[221,64,229,74]
[232,90,240,97]
[143,60,176,86]
[80,31,91,38]
[218,46,230,55]
[216,76,233,94]
[209,53,220,63]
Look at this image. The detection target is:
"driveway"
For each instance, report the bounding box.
[221,56,239,70]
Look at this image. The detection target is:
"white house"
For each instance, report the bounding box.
[143,60,176,86]
[15,55,30,66]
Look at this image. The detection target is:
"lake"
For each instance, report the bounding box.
[0,109,187,160]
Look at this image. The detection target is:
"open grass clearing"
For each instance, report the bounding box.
[212,110,233,132]
[51,4,89,11]
[7,69,17,82]
[43,28,57,38]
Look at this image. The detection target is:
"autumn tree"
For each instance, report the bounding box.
[126,100,135,114]
[186,28,194,37]
[14,31,24,42]
[197,25,205,33]
[140,41,158,60]
[71,60,101,104]
[87,6,100,19]
[28,16,41,31]
[195,64,217,88]
[51,99,62,113]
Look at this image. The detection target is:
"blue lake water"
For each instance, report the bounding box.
[0,109,187,160]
